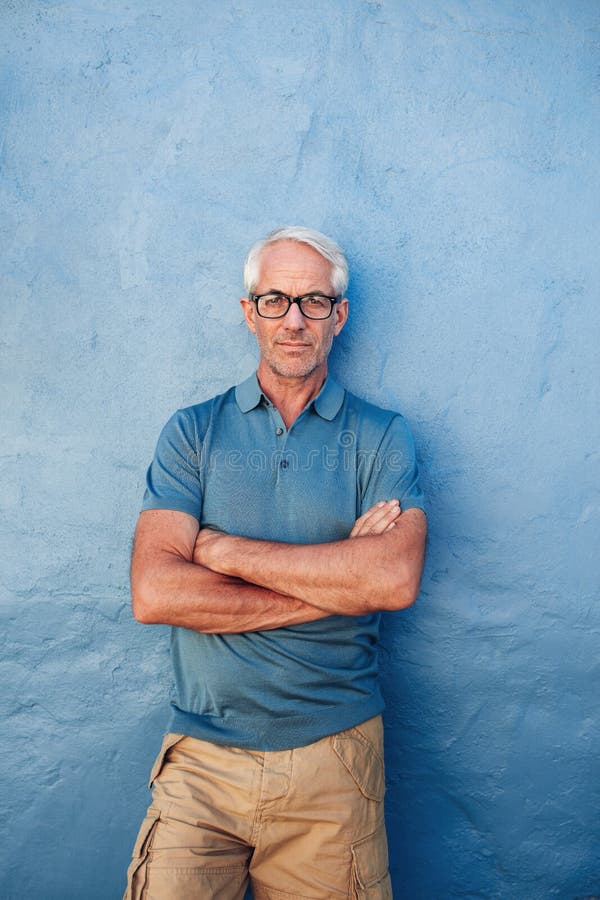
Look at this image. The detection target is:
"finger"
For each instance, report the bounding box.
[352,500,401,537]
[363,499,399,525]
[350,499,401,537]
[358,500,388,522]
[349,501,387,537]
[363,500,400,529]
[365,508,400,536]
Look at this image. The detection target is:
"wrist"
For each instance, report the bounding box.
[214,534,240,576]
[194,529,237,574]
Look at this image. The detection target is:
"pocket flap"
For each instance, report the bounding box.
[351,827,390,891]
[332,731,385,801]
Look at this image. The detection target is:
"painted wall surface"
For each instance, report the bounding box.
[1,2,599,898]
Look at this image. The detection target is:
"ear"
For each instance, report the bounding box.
[333,298,349,336]
[240,297,257,334]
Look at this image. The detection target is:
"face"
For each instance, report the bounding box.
[240,240,348,380]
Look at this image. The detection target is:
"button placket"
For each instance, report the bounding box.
[267,409,288,484]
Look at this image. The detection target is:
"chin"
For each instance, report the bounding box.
[269,360,320,378]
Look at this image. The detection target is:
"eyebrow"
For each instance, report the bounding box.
[261,289,334,297]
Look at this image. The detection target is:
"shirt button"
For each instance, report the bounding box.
[280,459,289,469]
[276,427,284,436]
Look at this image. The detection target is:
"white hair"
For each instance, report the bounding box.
[243,226,349,296]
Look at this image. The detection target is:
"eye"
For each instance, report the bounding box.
[263,294,287,308]
[256,294,290,317]
[304,295,330,310]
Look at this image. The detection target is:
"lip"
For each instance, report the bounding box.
[276,341,312,348]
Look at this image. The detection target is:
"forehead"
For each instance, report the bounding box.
[256,240,334,291]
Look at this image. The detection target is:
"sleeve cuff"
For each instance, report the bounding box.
[140,498,201,520]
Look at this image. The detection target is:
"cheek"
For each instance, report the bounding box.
[254,322,275,347]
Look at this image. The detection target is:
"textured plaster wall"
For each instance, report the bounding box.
[1,2,599,898]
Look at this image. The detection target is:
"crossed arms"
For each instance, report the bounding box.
[131,499,426,634]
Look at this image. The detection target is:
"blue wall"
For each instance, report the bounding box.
[2,2,599,897]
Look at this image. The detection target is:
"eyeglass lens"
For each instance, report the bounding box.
[256,294,334,319]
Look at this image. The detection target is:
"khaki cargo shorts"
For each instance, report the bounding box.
[124,715,392,899]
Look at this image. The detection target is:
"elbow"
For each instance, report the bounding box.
[395,577,422,610]
[378,567,423,612]
[132,601,156,625]
[131,574,161,624]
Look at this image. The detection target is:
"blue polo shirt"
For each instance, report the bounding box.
[141,372,425,750]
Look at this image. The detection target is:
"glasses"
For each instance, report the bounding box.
[249,292,341,320]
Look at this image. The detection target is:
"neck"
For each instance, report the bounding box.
[256,361,328,428]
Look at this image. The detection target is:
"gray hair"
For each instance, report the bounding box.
[243,226,349,296]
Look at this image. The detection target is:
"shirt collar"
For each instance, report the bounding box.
[235,371,345,421]
[235,372,263,412]
[313,376,345,420]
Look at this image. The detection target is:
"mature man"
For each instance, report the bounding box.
[125,227,427,899]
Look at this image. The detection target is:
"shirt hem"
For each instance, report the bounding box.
[167,696,385,751]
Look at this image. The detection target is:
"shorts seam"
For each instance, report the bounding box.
[146,862,247,874]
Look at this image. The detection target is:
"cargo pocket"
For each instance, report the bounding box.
[351,827,392,899]
[148,732,185,787]
[124,807,161,900]
[331,725,385,802]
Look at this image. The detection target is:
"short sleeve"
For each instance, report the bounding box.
[360,415,425,516]
[141,409,202,520]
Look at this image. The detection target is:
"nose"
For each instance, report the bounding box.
[282,299,306,329]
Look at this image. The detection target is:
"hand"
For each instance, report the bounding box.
[350,500,401,538]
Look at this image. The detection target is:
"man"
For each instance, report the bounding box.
[125,226,427,899]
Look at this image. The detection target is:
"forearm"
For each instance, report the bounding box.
[131,551,330,634]
[206,538,393,615]
[197,509,427,615]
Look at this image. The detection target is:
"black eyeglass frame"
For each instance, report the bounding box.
[249,292,341,320]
